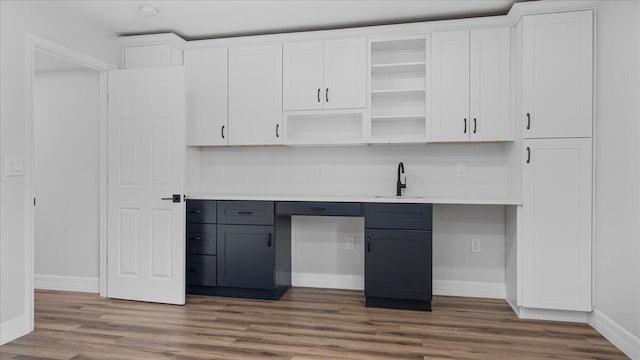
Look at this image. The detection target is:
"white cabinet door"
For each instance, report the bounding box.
[470,28,510,142]
[323,38,366,109]
[431,31,470,142]
[228,45,283,145]
[523,11,593,138]
[107,67,186,305]
[185,48,228,146]
[283,41,324,111]
[522,138,592,311]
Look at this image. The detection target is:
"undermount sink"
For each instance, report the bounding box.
[374,195,424,199]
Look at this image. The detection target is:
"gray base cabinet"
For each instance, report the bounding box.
[217,225,275,290]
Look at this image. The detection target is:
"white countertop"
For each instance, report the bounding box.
[187,193,522,206]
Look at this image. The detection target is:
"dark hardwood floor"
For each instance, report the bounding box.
[0,288,627,359]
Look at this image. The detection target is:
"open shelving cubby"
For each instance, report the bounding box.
[284,110,365,146]
[369,36,429,142]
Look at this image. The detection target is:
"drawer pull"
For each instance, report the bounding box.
[188,266,201,273]
[367,237,372,252]
[188,236,201,241]
[310,207,326,212]
[238,211,253,215]
[188,210,202,214]
[267,233,272,247]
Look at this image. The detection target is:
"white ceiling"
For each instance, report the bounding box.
[45,0,528,40]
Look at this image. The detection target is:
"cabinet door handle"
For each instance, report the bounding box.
[267,233,272,247]
[188,266,201,273]
[464,118,467,134]
[276,124,280,138]
[310,207,326,212]
[238,211,253,215]
[473,118,477,134]
[221,125,225,139]
[526,113,531,130]
[367,237,372,252]
[325,88,329,102]
[526,147,531,164]
[188,236,201,241]
[188,210,201,214]
[317,88,321,103]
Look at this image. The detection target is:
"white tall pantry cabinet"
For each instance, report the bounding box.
[519,11,594,312]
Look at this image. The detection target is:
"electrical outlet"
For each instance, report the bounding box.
[5,157,23,177]
[316,166,324,177]
[457,163,467,177]
[345,236,355,250]
[471,238,481,253]
[216,166,225,177]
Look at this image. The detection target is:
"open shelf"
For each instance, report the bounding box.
[371,88,426,95]
[371,114,426,121]
[285,111,364,145]
[371,61,426,74]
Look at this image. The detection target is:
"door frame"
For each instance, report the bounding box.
[24,34,116,328]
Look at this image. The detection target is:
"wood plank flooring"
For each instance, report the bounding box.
[0,288,627,359]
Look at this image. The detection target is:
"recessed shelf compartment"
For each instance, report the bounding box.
[285,110,364,145]
[371,62,426,74]
[371,88,426,95]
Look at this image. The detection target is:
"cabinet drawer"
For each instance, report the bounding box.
[186,255,217,287]
[276,201,362,216]
[186,224,217,255]
[364,203,432,230]
[187,200,217,224]
[217,201,274,225]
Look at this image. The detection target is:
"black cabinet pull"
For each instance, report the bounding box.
[317,88,321,103]
[238,211,253,215]
[276,124,280,138]
[221,125,225,139]
[464,118,467,134]
[188,266,201,273]
[526,147,531,164]
[473,118,477,134]
[367,237,372,252]
[326,88,329,102]
[310,207,326,212]
[188,210,201,214]
[526,113,531,130]
[188,236,201,241]
[267,233,272,247]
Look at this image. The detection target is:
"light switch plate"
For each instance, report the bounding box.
[457,163,467,177]
[5,157,24,177]
[345,236,355,250]
[216,166,224,177]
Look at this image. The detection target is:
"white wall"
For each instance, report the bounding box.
[196,144,508,292]
[593,0,640,350]
[34,69,100,283]
[0,1,119,344]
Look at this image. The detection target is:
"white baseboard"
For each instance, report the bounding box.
[0,314,30,346]
[590,309,640,359]
[517,307,589,323]
[433,280,506,299]
[34,274,99,293]
[292,272,364,290]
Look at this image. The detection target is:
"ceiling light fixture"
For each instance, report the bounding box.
[139,4,159,17]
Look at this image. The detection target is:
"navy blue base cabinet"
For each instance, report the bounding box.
[364,203,433,311]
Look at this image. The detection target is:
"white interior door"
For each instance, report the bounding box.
[107,67,186,305]
[431,30,470,142]
[323,38,366,109]
[283,41,324,110]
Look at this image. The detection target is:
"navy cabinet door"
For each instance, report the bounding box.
[217,225,276,290]
[365,229,432,300]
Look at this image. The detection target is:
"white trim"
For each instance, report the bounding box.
[119,33,186,50]
[590,310,640,360]
[433,280,506,299]
[0,314,29,346]
[518,307,589,323]
[24,34,116,335]
[34,275,100,293]
[292,272,364,291]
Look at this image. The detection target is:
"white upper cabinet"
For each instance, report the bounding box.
[522,138,592,311]
[323,38,367,109]
[431,31,471,142]
[522,11,593,139]
[228,44,283,146]
[123,45,183,69]
[283,38,366,111]
[185,48,228,146]
[432,28,511,142]
[283,41,324,111]
[470,28,511,141]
